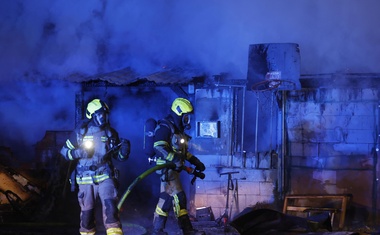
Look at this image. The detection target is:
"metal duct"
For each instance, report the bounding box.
[247,43,301,91]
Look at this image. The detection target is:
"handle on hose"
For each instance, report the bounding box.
[182,166,205,185]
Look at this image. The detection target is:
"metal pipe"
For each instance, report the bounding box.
[241,86,246,168]
[254,92,259,168]
[280,91,286,198]
[229,87,234,166]
[372,102,379,224]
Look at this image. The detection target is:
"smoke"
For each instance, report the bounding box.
[1,0,379,83]
[0,80,80,160]
[0,0,380,159]
[0,0,379,220]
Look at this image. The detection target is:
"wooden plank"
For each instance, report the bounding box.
[282,194,351,230]
[286,206,311,212]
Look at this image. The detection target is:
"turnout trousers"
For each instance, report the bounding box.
[77,178,123,235]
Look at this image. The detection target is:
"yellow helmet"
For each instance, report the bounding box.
[86,99,109,119]
[171,98,193,116]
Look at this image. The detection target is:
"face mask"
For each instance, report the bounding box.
[93,111,109,127]
[182,114,191,130]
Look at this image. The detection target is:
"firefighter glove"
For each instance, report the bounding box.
[71,147,92,159]
[190,156,206,172]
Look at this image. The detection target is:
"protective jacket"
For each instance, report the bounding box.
[152,115,205,235]
[154,118,199,170]
[61,121,128,185]
[61,120,129,235]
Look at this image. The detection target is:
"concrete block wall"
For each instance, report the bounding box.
[192,156,277,220]
[286,88,379,211]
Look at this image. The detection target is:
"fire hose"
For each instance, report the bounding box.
[117,162,205,210]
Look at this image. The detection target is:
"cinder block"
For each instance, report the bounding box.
[244,195,259,207]
[238,181,260,195]
[287,129,304,142]
[203,169,224,181]
[195,194,208,208]
[239,169,265,181]
[346,115,374,130]
[207,194,226,208]
[195,180,221,195]
[362,88,378,100]
[346,130,374,143]
[259,182,275,196]
[290,142,319,156]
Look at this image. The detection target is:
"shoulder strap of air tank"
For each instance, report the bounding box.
[158,118,175,134]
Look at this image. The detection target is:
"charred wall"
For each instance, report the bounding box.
[285,74,380,225]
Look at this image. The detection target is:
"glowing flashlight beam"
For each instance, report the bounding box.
[83,140,93,149]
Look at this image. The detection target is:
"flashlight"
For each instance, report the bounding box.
[83,140,94,150]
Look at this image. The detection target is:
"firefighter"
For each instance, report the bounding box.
[152,98,206,235]
[60,98,130,235]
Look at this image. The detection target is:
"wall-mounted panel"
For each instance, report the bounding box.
[192,88,233,156]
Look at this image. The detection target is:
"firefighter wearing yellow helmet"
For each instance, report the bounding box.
[151,98,206,235]
[60,98,131,235]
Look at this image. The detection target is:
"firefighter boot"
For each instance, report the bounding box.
[152,215,168,235]
[177,214,206,235]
